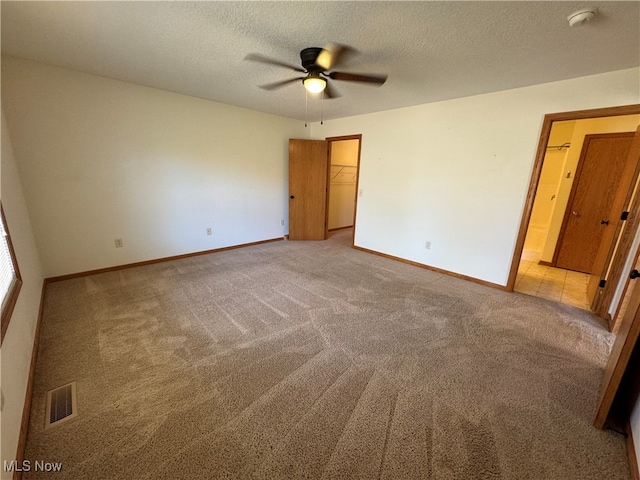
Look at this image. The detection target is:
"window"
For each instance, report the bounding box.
[1,204,22,343]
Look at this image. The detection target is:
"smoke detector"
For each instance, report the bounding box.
[568,8,597,27]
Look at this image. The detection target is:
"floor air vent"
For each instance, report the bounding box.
[45,382,78,429]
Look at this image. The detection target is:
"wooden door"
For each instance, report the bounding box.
[594,268,640,429]
[289,139,329,240]
[589,126,640,316]
[555,133,635,273]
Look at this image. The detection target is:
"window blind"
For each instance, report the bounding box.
[0,219,16,308]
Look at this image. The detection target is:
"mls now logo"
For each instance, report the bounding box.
[4,460,63,472]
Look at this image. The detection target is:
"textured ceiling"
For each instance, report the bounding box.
[2,1,639,121]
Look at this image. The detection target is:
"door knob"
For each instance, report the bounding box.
[572,211,578,216]
[290,195,295,199]
[631,269,640,280]
[600,220,609,225]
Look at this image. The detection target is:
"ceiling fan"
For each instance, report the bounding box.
[245,43,387,98]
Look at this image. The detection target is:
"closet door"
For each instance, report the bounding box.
[554,132,634,273]
[288,139,329,240]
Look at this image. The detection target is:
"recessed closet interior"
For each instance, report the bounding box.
[328,138,359,230]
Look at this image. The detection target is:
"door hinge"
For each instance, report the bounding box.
[621,211,629,221]
[598,279,606,288]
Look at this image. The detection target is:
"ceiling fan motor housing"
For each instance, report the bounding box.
[300,47,323,73]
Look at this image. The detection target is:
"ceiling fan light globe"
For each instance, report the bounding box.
[303,76,327,94]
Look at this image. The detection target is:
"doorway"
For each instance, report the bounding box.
[508,105,640,322]
[327,136,360,230]
[327,135,361,243]
[288,135,361,243]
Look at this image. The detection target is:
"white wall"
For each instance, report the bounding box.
[0,111,45,479]
[1,56,307,277]
[312,68,640,286]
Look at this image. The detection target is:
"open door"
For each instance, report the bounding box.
[553,132,635,273]
[591,126,640,322]
[288,139,329,240]
[594,126,640,430]
[594,265,640,429]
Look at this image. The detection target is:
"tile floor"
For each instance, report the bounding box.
[514,249,591,310]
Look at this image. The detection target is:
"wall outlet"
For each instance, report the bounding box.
[114,238,123,248]
[425,241,431,250]
[359,189,363,197]
[206,227,212,236]
[280,219,285,226]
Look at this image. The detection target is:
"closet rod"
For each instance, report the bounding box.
[331,163,357,167]
[546,142,570,150]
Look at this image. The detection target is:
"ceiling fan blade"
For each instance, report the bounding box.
[259,77,304,91]
[316,43,356,71]
[245,53,306,73]
[328,71,387,85]
[323,81,340,99]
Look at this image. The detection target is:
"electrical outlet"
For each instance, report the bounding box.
[280,219,285,226]
[206,227,212,236]
[425,241,431,250]
[359,189,363,197]
[114,238,123,248]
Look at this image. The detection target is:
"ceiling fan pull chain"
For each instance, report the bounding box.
[321,90,324,125]
[305,89,308,127]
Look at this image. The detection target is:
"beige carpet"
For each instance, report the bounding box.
[24,229,630,479]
